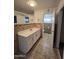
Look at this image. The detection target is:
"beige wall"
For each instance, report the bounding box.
[14,8,56,24]
[56,0,64,13]
[14,11,34,24]
[34,8,55,32]
[54,0,64,48]
[34,10,44,23]
[34,8,55,23]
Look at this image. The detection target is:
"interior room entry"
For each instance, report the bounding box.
[43,13,53,34]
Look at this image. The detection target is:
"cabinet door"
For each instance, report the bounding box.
[34,30,40,43]
[18,35,34,54]
[27,35,34,49]
[18,36,29,54]
[37,30,41,38]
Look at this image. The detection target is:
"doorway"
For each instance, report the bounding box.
[53,7,64,59]
[43,10,54,34]
[43,14,52,34]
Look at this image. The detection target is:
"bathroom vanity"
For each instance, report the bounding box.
[18,28,41,54]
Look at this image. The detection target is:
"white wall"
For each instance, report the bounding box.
[14,11,34,24]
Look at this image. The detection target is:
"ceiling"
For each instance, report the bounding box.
[14,0,60,14]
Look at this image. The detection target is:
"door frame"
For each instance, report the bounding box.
[53,7,64,48]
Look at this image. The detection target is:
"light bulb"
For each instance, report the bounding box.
[27,0,37,7]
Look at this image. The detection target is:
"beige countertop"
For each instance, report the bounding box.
[18,27,40,37]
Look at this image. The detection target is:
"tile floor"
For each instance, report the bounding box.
[25,33,61,59]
